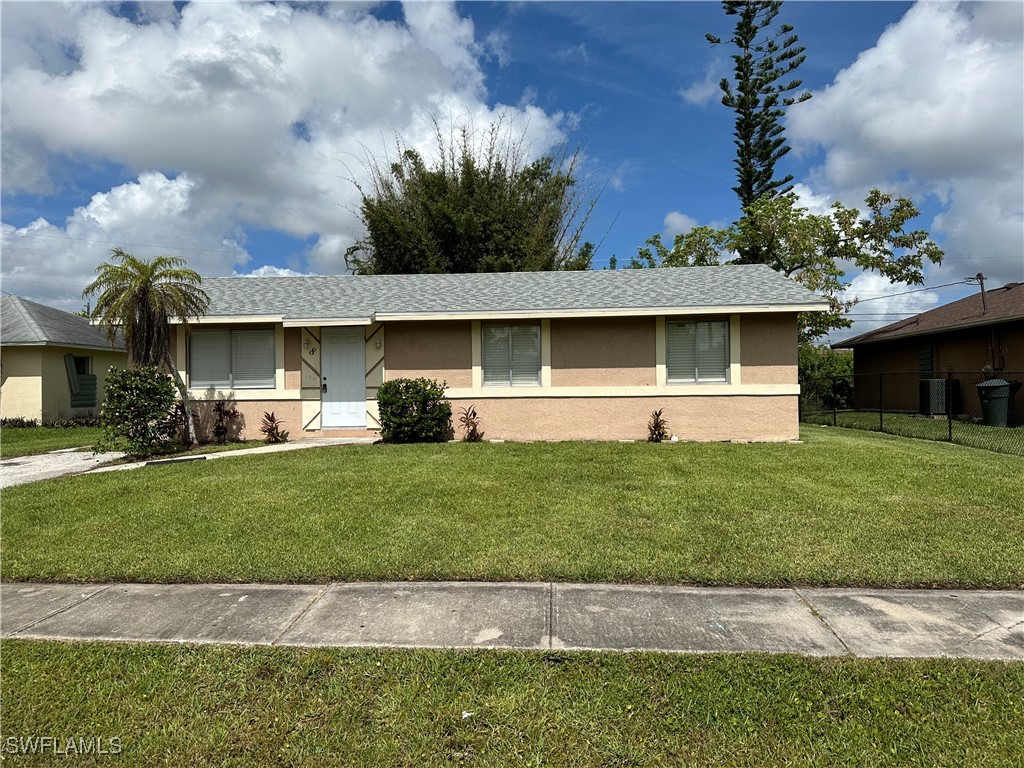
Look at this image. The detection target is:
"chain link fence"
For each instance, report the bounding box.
[800,371,1024,457]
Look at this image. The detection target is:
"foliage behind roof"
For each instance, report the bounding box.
[834,282,1024,348]
[195,264,826,320]
[1,295,125,351]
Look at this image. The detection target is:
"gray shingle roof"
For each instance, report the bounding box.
[1,295,125,350]
[199,264,826,320]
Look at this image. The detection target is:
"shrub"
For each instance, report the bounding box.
[260,412,289,444]
[376,378,452,443]
[647,408,669,443]
[98,366,177,458]
[457,404,484,442]
[43,416,102,428]
[0,417,39,428]
[212,401,241,444]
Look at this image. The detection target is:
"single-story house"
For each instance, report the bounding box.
[832,282,1023,415]
[1,295,127,422]
[168,265,827,442]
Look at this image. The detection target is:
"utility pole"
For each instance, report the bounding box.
[975,272,988,314]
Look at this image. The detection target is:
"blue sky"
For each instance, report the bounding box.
[2,1,1021,341]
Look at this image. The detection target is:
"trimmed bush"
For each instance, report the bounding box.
[376,378,452,443]
[98,366,177,458]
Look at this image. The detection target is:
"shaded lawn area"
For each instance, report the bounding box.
[5,641,1022,767]
[2,426,1022,586]
[0,426,102,459]
[802,410,1024,456]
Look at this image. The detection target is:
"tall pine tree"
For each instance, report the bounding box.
[707,0,811,221]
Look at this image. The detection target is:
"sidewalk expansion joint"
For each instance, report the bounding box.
[9,584,113,636]
[792,587,854,657]
[272,583,330,646]
[548,582,555,650]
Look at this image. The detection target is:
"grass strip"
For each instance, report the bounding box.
[4,640,1022,767]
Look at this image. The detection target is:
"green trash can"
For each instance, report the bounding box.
[976,379,1011,427]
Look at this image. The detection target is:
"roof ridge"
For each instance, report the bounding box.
[7,295,49,343]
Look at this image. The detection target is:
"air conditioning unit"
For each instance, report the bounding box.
[920,378,958,415]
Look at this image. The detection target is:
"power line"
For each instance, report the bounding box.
[848,280,969,304]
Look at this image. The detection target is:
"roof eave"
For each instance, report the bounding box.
[833,312,1024,348]
[1,341,127,352]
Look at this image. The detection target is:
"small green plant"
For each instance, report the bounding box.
[98,366,177,458]
[260,412,289,444]
[458,404,484,442]
[43,416,102,428]
[647,408,669,443]
[376,378,452,443]
[1,417,40,428]
[212,401,240,444]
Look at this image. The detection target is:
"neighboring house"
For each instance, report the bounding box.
[168,265,826,442]
[832,282,1024,414]
[1,295,127,422]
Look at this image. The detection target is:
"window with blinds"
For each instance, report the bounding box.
[190,329,275,388]
[666,320,728,383]
[482,323,541,386]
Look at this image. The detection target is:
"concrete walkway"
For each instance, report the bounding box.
[0,448,126,489]
[1,438,374,488]
[3,582,1021,660]
[87,437,375,476]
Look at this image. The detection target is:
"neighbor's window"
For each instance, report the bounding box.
[482,323,541,386]
[72,356,91,375]
[667,320,728,383]
[190,329,275,389]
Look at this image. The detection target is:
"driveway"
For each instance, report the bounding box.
[0,448,125,489]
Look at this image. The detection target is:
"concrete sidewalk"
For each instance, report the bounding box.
[87,437,376,476]
[3,582,1021,660]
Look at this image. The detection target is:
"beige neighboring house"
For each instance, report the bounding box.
[1,295,127,422]
[168,265,827,442]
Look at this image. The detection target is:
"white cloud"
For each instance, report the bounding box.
[791,184,835,217]
[663,211,698,237]
[481,29,511,68]
[1,1,569,307]
[234,265,315,278]
[678,60,726,107]
[788,1,1024,286]
[1,173,249,312]
[556,43,589,65]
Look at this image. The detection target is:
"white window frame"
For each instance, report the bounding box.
[189,328,276,389]
[481,322,542,387]
[666,319,730,384]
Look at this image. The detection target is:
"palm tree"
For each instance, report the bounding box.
[84,248,209,445]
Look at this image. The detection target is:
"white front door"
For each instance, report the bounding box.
[321,327,365,428]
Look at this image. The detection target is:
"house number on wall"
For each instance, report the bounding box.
[308,347,317,355]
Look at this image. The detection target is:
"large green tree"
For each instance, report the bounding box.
[630,192,943,344]
[707,0,811,212]
[630,0,942,344]
[346,122,596,274]
[84,248,208,445]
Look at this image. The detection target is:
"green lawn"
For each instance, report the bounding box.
[3,426,1022,586]
[0,425,259,462]
[4,641,1021,767]
[802,410,1024,456]
[0,426,102,459]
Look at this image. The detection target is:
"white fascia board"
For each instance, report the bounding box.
[178,315,284,325]
[282,318,374,327]
[375,303,829,322]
